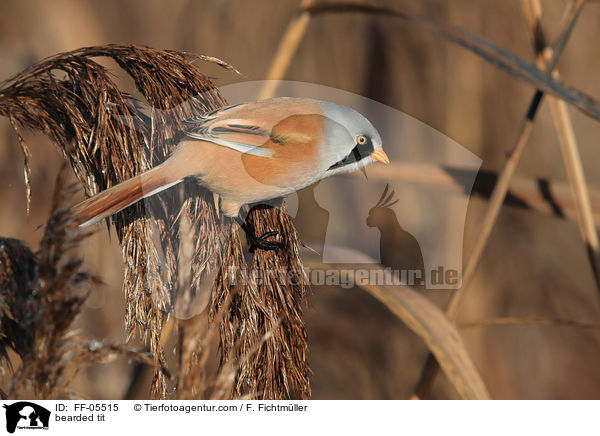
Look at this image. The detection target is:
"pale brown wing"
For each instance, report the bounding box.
[186,117,274,156]
[183,98,324,157]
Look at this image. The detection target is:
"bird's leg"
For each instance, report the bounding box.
[234,216,284,252]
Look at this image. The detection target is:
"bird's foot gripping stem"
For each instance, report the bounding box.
[235,217,285,252]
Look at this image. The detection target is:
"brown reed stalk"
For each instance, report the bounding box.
[411,0,586,399]
[303,257,490,400]
[257,0,600,400]
[0,44,310,399]
[258,0,314,100]
[523,0,600,290]
[301,1,600,122]
[291,0,588,400]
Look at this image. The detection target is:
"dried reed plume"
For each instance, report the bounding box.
[0,44,310,399]
[0,165,154,399]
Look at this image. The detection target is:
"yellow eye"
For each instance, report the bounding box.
[357,135,368,145]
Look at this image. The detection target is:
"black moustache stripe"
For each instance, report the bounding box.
[328,141,374,170]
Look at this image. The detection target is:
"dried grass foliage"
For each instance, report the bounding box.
[0,166,153,399]
[0,45,310,399]
[211,205,310,399]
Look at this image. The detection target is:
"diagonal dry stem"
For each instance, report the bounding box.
[303,258,490,400]
[449,0,586,319]
[258,0,314,100]
[412,0,585,399]
[302,1,600,122]
[523,0,600,292]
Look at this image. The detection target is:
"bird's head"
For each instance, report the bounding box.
[318,101,389,176]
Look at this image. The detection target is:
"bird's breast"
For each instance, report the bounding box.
[176,138,321,207]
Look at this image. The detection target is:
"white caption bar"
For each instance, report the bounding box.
[0,400,597,435]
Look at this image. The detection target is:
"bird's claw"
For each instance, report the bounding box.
[235,217,285,252]
[249,231,285,252]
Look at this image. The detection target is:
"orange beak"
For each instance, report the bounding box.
[370,149,390,164]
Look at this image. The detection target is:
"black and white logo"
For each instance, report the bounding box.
[3,402,50,433]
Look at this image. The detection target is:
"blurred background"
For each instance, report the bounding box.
[1,0,600,399]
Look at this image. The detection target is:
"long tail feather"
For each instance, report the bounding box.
[71,164,183,228]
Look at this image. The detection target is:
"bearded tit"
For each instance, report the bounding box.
[71,97,389,250]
